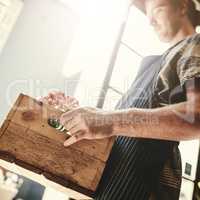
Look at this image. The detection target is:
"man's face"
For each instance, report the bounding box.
[145,0,183,43]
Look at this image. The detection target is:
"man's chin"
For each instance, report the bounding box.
[157,34,171,43]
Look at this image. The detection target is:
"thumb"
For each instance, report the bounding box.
[64,132,85,147]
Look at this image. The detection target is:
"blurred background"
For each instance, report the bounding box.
[0,0,200,199]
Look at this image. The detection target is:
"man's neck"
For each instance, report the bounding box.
[170,23,196,46]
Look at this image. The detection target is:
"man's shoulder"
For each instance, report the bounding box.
[178,33,200,57]
[171,33,199,49]
[179,33,200,52]
[184,33,200,44]
[162,33,200,60]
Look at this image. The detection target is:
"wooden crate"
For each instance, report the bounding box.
[0,94,115,199]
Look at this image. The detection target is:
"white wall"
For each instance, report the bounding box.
[0,0,79,126]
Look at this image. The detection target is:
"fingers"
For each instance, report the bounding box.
[68,125,81,136]
[64,132,86,147]
[60,110,87,146]
[60,111,74,126]
[64,118,79,131]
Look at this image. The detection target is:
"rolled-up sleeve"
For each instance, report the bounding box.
[177,34,200,86]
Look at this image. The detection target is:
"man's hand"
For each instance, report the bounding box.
[60,107,114,147]
[39,92,115,146]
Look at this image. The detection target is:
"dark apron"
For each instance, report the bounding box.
[94,55,182,200]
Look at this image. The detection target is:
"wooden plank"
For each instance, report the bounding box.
[0,122,104,191]
[10,95,69,144]
[6,93,24,121]
[0,93,23,139]
[0,94,115,198]
[69,137,115,162]
[9,94,115,162]
[0,120,9,138]
[90,165,104,191]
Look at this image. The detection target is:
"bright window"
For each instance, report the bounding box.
[103,6,169,109]
[61,2,169,108]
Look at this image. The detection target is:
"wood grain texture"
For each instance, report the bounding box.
[6,93,24,121]
[9,94,115,162]
[0,94,115,198]
[0,120,9,138]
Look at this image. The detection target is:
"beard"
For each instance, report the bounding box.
[155,21,181,43]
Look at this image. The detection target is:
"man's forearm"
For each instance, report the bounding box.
[110,101,200,141]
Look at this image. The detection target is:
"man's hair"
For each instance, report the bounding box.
[187,0,200,27]
[143,0,200,27]
[172,0,200,27]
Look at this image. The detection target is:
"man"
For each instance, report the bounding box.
[42,0,200,199]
